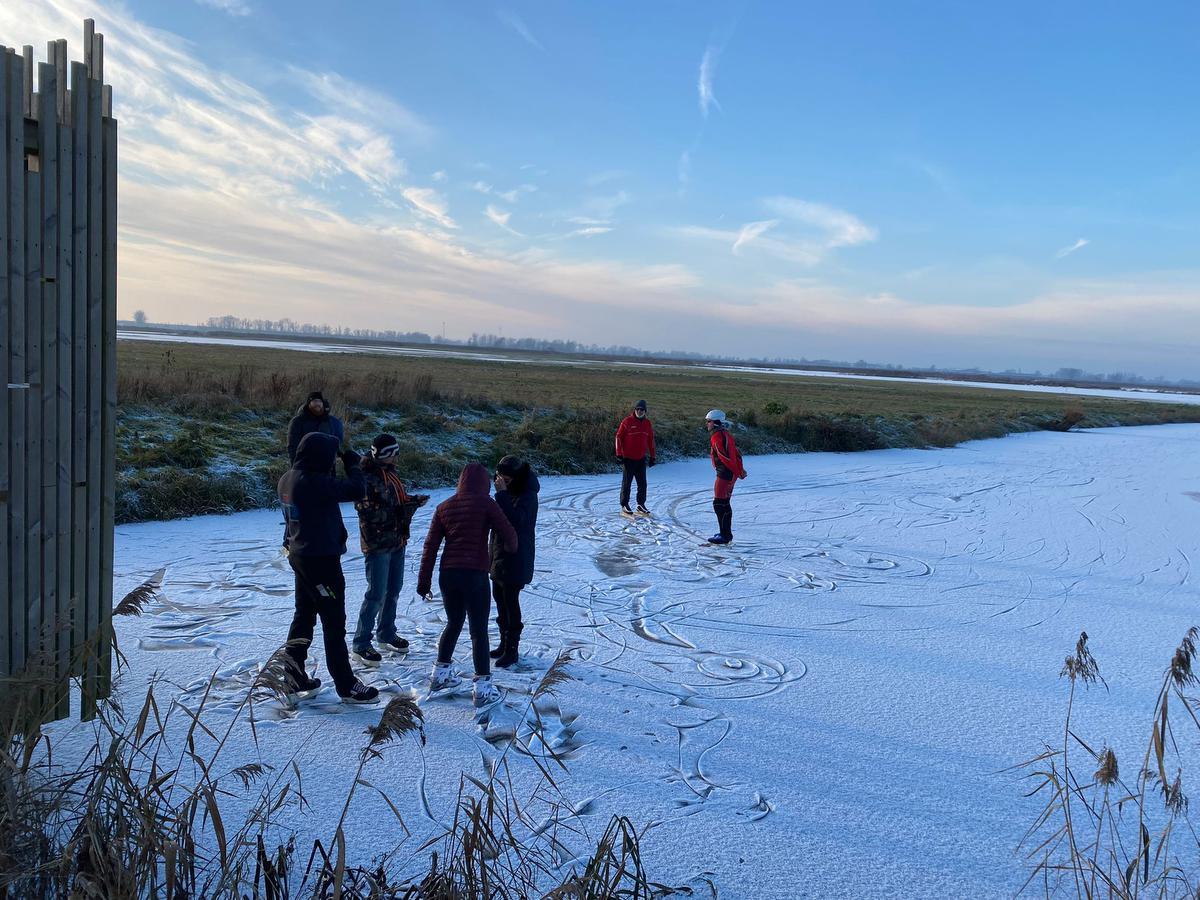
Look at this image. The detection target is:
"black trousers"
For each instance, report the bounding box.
[620,457,648,506]
[437,568,492,677]
[713,498,733,540]
[286,553,355,694]
[492,580,524,633]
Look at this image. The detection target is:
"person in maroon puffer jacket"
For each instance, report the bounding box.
[417,463,518,708]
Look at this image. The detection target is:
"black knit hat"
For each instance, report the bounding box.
[371,433,400,459]
[633,399,647,410]
[496,455,523,477]
[307,390,325,403]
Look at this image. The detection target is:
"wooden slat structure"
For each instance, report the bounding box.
[1,21,117,721]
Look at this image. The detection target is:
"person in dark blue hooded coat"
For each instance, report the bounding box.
[277,432,378,703]
[489,455,539,668]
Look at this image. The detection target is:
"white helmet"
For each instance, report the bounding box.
[705,409,727,424]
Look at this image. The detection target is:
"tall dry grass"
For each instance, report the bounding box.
[1016,630,1200,897]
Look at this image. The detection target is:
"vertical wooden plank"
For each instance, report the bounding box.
[69,61,86,682]
[54,41,67,125]
[21,46,32,119]
[39,61,60,707]
[26,160,44,685]
[0,48,10,683]
[82,64,102,719]
[8,50,28,680]
[55,116,72,718]
[98,114,116,699]
[83,21,93,77]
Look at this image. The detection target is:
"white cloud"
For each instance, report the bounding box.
[195,0,250,16]
[497,9,544,50]
[698,45,721,117]
[402,187,457,229]
[763,197,877,248]
[292,69,434,144]
[732,219,778,255]
[564,226,613,238]
[432,170,448,182]
[1055,238,1090,259]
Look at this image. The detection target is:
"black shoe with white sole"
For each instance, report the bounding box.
[352,647,383,665]
[287,672,322,696]
[378,636,410,653]
[338,680,380,704]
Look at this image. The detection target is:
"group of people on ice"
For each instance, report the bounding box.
[276,392,745,710]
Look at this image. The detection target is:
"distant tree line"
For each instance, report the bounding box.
[118,314,1200,388]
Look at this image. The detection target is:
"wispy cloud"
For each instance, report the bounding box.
[195,0,250,16]
[473,180,536,203]
[679,197,876,265]
[732,219,777,255]
[402,187,457,229]
[432,170,447,182]
[1055,238,1090,259]
[498,9,544,50]
[698,45,721,117]
[291,69,434,145]
[485,204,524,236]
[564,226,613,238]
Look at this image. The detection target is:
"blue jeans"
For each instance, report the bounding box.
[352,547,405,651]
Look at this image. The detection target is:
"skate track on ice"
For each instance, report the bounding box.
[59,425,1200,897]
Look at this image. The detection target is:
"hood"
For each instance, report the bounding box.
[294,432,339,472]
[456,462,492,496]
[297,399,329,418]
[509,462,538,496]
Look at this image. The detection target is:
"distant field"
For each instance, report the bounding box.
[114,340,1200,523]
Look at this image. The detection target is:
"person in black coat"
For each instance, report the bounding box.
[278,432,377,703]
[287,391,345,464]
[489,455,539,668]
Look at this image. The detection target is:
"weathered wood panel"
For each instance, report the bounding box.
[2,26,116,721]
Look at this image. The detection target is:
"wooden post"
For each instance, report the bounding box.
[98,112,116,700]
[0,47,10,682]
[39,60,61,708]
[8,49,27,680]
[69,61,87,681]
[82,56,102,719]
[55,103,73,720]
[26,135,44,684]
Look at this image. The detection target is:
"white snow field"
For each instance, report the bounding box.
[59,424,1200,897]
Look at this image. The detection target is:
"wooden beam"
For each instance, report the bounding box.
[69,61,86,682]
[82,63,101,719]
[8,49,27,680]
[0,48,10,684]
[55,112,72,719]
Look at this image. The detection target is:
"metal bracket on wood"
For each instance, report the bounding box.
[7,383,32,390]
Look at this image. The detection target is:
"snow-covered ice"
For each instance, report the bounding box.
[54,425,1200,897]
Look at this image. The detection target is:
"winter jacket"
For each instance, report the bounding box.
[417,463,518,595]
[615,414,656,461]
[490,463,540,587]
[287,401,345,463]
[279,433,365,557]
[709,428,746,482]
[355,457,429,554]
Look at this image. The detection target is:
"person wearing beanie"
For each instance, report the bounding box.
[417,463,518,710]
[277,432,378,703]
[489,455,540,668]
[704,410,747,544]
[287,390,345,464]
[351,434,430,664]
[614,399,656,516]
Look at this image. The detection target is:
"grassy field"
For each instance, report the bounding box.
[115,340,1200,522]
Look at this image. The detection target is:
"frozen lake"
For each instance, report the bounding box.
[118,330,1200,407]
[57,424,1200,897]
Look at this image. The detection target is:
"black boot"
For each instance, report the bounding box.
[490,614,506,658]
[496,625,522,669]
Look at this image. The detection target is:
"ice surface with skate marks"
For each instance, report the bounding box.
[50,424,1200,898]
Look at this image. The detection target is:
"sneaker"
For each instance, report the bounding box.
[338,679,380,704]
[430,664,462,692]
[378,636,410,653]
[707,534,731,545]
[352,647,383,666]
[635,504,651,516]
[472,676,502,708]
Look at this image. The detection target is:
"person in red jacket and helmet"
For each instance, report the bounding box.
[614,399,657,516]
[705,410,747,544]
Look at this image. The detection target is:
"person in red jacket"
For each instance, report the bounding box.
[705,410,747,544]
[417,463,518,709]
[614,399,657,515]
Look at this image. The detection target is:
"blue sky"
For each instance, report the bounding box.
[3,1,1198,376]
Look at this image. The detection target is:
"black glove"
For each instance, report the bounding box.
[340,447,362,468]
[649,456,657,467]
[615,455,625,462]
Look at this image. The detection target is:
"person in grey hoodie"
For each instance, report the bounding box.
[489,455,539,669]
